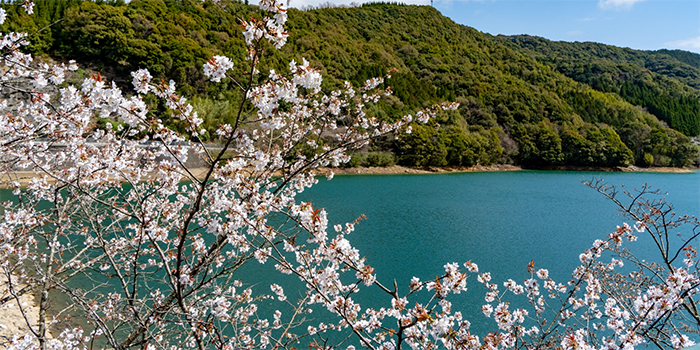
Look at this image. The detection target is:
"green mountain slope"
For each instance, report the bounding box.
[500,35,700,136]
[657,49,700,69]
[2,0,698,168]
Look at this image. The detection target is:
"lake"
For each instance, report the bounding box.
[2,169,699,343]
[296,170,700,336]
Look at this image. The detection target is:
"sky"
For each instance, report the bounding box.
[278,0,700,54]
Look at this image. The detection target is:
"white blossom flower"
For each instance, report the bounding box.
[131,68,152,94]
[203,55,233,82]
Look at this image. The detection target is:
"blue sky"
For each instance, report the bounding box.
[279,0,700,54]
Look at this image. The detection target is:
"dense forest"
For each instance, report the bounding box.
[501,36,700,136]
[2,0,699,168]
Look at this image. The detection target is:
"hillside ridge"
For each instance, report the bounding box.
[2,0,698,168]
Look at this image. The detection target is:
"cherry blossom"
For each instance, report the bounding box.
[1,2,699,350]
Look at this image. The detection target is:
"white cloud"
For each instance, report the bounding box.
[664,36,700,52]
[598,0,645,10]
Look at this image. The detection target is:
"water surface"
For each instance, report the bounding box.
[298,170,700,335]
[2,170,698,341]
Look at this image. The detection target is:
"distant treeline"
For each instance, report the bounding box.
[3,0,699,168]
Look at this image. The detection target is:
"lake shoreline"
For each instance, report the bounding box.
[1,164,695,188]
[317,164,696,176]
[0,274,51,345]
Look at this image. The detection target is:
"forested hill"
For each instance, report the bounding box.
[500,36,700,136]
[2,0,699,168]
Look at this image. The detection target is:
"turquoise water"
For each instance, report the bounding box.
[2,170,699,342]
[297,170,700,335]
[303,170,699,280]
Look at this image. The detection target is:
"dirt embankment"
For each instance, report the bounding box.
[2,164,695,188]
[317,164,523,175]
[317,164,696,175]
[535,165,695,173]
[0,274,50,345]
